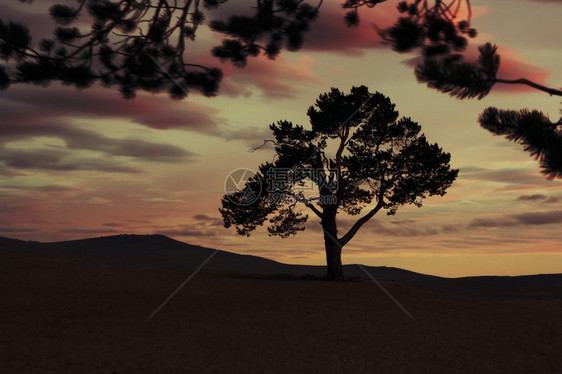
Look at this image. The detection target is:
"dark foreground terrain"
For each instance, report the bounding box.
[1,237,561,373]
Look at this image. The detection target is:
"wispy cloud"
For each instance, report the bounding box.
[0,148,142,173]
[0,123,195,163]
[517,194,561,203]
[1,85,226,132]
[460,167,551,186]
[468,210,562,228]
[217,55,324,99]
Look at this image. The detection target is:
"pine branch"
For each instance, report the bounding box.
[479,107,562,180]
[494,78,562,97]
[417,43,562,99]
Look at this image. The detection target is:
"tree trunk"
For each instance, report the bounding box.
[322,204,344,280]
[324,235,343,280]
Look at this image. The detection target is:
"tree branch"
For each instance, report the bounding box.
[495,78,562,97]
[339,201,383,246]
[249,139,278,152]
[304,201,322,219]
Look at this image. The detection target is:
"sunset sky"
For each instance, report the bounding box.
[1,0,561,277]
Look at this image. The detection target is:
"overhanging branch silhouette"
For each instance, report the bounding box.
[494,78,562,97]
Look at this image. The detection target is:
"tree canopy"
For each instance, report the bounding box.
[220,86,458,279]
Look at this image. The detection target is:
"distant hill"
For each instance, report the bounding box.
[0,234,433,281]
[1,234,561,296]
[0,234,303,275]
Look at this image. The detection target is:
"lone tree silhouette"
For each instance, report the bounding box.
[220,86,458,280]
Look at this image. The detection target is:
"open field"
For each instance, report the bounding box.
[1,241,561,373]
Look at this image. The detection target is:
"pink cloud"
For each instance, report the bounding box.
[301,1,396,54]
[493,46,551,94]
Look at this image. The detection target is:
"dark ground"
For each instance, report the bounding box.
[1,244,561,373]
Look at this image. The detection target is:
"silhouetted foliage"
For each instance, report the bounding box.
[0,0,324,98]
[0,0,225,98]
[376,0,477,56]
[416,42,498,99]
[480,108,562,180]
[1,0,477,99]
[415,39,562,179]
[416,42,562,100]
[342,0,386,27]
[220,86,458,280]
[210,0,321,66]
